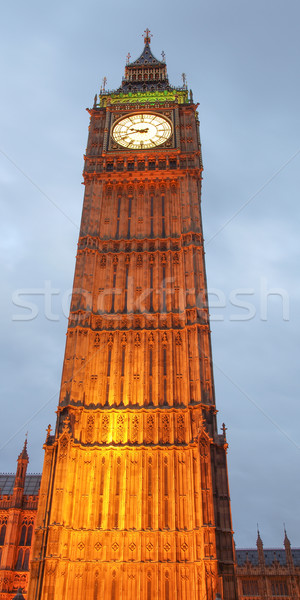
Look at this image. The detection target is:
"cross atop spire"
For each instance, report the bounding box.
[221,422,227,441]
[143,28,152,45]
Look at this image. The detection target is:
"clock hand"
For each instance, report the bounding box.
[130,127,149,133]
[119,132,137,139]
[119,128,150,140]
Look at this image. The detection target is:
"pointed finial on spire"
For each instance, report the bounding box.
[256,524,263,546]
[100,77,107,94]
[283,524,293,565]
[257,523,260,537]
[46,424,52,442]
[126,52,131,65]
[18,435,28,460]
[284,524,290,546]
[221,423,227,441]
[161,50,166,62]
[182,73,187,90]
[256,526,265,564]
[256,526,263,548]
[143,28,152,45]
[15,436,29,490]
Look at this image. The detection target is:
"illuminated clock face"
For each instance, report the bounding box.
[112,113,172,149]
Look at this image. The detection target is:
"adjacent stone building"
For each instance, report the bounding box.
[0,442,39,599]
[236,531,300,599]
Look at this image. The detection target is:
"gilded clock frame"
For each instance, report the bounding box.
[106,108,176,152]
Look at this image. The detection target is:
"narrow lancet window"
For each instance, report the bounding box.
[162,194,165,237]
[162,266,166,313]
[116,196,121,238]
[127,196,132,238]
[150,266,153,311]
[125,265,129,312]
[111,266,117,313]
[150,195,154,237]
[107,349,112,377]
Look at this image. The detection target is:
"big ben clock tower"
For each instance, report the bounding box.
[28,31,238,600]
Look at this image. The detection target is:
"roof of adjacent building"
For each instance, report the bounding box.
[0,474,41,496]
[236,548,300,567]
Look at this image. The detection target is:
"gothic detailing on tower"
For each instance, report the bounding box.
[27,32,238,600]
[1,450,300,599]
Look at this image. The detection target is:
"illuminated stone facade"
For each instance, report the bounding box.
[7,32,237,599]
[1,456,300,599]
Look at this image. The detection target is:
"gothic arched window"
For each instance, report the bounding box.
[25,525,33,546]
[0,524,6,545]
[23,548,30,570]
[15,548,23,570]
[19,525,27,546]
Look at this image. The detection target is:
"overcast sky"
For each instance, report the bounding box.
[1,0,299,549]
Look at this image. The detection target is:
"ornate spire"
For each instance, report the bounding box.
[284,524,289,543]
[121,32,169,93]
[256,527,265,565]
[18,436,28,462]
[143,27,152,45]
[256,526,262,544]
[13,437,29,505]
[284,526,294,566]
